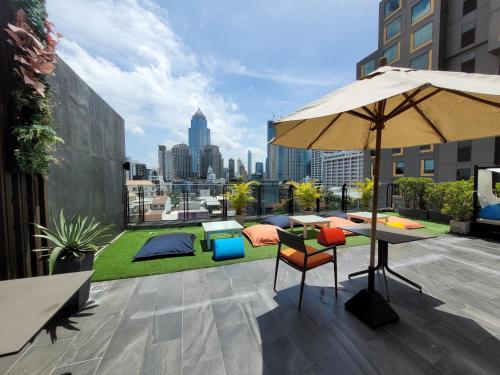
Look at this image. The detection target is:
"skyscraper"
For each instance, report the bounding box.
[200,144,223,179]
[266,120,308,181]
[228,158,235,180]
[158,145,174,181]
[171,144,192,180]
[255,162,264,175]
[236,158,242,177]
[247,150,253,175]
[188,108,211,176]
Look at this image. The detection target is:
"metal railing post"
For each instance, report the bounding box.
[341,183,347,212]
[316,186,321,213]
[288,185,294,215]
[257,184,263,217]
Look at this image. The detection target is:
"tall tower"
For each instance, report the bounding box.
[188,108,210,177]
[171,144,192,180]
[158,145,166,181]
[247,150,253,175]
[200,145,223,179]
[228,158,235,180]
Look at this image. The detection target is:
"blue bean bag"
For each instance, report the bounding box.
[133,233,195,261]
[213,237,245,261]
[478,204,500,220]
[262,215,290,229]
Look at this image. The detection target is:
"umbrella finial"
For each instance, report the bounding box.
[379,57,388,67]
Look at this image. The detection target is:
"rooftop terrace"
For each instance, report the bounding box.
[2,234,500,374]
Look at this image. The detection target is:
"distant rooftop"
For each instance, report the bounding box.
[126,180,154,186]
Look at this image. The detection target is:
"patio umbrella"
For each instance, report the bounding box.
[272,60,500,327]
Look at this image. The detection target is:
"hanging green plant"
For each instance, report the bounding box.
[4,2,63,175]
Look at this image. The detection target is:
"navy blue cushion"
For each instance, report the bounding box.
[319,211,347,219]
[262,215,290,229]
[134,233,195,261]
[478,204,500,220]
[213,237,245,261]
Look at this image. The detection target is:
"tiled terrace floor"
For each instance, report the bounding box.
[2,235,500,374]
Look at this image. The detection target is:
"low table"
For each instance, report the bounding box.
[339,224,435,300]
[202,220,244,250]
[347,211,390,224]
[289,215,331,239]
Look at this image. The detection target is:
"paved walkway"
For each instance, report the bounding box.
[2,235,500,374]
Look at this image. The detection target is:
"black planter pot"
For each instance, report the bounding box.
[53,253,94,312]
[428,209,451,224]
[398,208,428,220]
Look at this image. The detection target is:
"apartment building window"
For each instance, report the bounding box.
[461,51,475,73]
[411,22,433,51]
[362,59,377,76]
[421,159,435,176]
[384,42,400,64]
[393,161,404,176]
[457,168,471,180]
[457,140,472,162]
[420,145,434,152]
[461,22,475,48]
[392,148,403,156]
[370,150,376,158]
[384,0,401,19]
[385,16,401,42]
[463,0,477,16]
[410,50,432,70]
[411,0,432,24]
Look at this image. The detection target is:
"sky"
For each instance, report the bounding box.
[46,0,379,169]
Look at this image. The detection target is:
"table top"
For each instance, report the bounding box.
[348,212,390,219]
[339,223,435,244]
[0,271,94,356]
[290,215,330,224]
[202,220,243,232]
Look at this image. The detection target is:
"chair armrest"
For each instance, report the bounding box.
[307,245,336,256]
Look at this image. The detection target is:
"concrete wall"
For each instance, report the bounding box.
[47,59,125,234]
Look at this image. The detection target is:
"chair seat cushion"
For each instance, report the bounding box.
[213,237,245,261]
[262,215,290,229]
[281,245,333,269]
[243,224,280,247]
[317,227,346,246]
[134,233,195,261]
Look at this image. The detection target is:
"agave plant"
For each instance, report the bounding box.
[34,211,113,274]
[226,181,260,215]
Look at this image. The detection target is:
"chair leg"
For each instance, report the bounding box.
[273,256,280,292]
[298,270,306,311]
[334,260,338,299]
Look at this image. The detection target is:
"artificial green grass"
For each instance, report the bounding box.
[92,217,449,281]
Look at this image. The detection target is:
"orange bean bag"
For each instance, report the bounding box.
[243,224,280,247]
[316,216,360,236]
[317,227,346,246]
[386,216,424,229]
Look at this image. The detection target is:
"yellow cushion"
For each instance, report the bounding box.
[387,221,405,229]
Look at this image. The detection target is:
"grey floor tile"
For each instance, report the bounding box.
[211,300,246,329]
[140,340,182,375]
[182,357,225,375]
[152,311,182,344]
[52,358,100,375]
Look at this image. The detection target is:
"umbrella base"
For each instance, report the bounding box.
[345,288,399,328]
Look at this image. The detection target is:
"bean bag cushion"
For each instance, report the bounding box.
[262,215,290,229]
[243,224,280,247]
[386,216,424,229]
[213,237,245,261]
[319,211,348,219]
[479,204,500,220]
[316,216,360,236]
[317,227,346,246]
[387,221,406,230]
[134,233,195,261]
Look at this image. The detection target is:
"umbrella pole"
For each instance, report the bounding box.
[344,117,399,328]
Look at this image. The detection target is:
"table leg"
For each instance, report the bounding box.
[379,240,422,292]
[290,220,294,231]
[206,232,211,250]
[303,225,308,239]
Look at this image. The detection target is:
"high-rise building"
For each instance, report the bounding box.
[239,163,248,180]
[322,151,364,189]
[236,158,243,177]
[266,120,308,181]
[158,145,174,181]
[247,150,253,175]
[255,161,264,175]
[126,158,147,180]
[228,158,235,180]
[357,0,500,204]
[171,143,192,180]
[311,150,342,182]
[200,144,223,179]
[188,108,211,176]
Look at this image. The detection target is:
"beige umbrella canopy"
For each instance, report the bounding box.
[272,64,500,326]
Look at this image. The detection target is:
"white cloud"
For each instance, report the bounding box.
[131,126,145,137]
[47,0,254,163]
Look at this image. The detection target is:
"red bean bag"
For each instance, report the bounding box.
[317,227,346,247]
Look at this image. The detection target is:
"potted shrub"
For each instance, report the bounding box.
[34,211,113,310]
[442,179,474,235]
[354,178,374,210]
[226,181,259,225]
[397,177,432,219]
[291,181,321,214]
[425,182,451,223]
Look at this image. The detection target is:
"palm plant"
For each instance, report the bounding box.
[291,181,321,212]
[226,181,259,215]
[34,211,113,274]
[355,178,374,210]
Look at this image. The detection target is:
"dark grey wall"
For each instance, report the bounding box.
[47,59,125,234]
